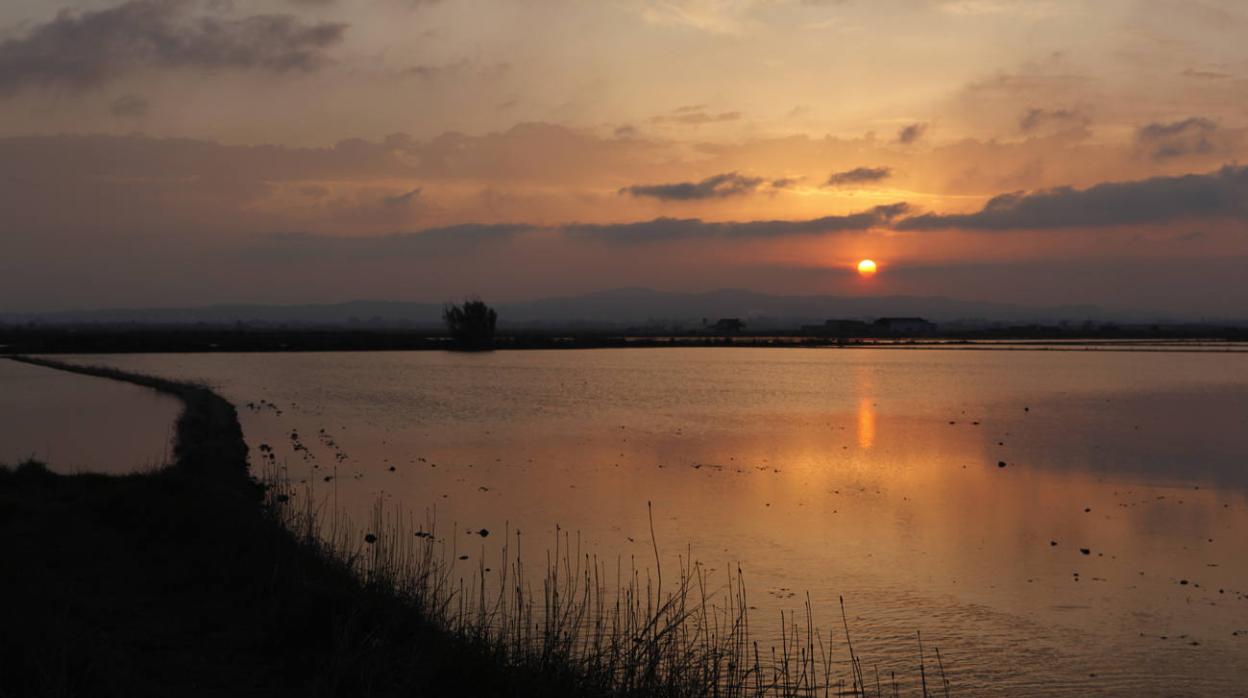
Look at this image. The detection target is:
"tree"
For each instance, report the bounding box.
[442,298,498,350]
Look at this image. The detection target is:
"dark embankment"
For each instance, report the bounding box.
[0,357,593,698]
[4,324,1247,355]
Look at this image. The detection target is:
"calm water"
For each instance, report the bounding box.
[0,359,178,473]
[63,349,1248,695]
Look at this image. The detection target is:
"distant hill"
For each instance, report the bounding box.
[0,288,1128,328]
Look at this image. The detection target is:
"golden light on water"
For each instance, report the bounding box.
[857,259,878,276]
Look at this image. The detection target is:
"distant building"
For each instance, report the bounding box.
[711,318,746,334]
[872,317,936,335]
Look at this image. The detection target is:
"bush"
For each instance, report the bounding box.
[442,298,498,350]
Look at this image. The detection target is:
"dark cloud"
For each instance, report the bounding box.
[620,172,766,200]
[0,0,347,94]
[248,204,912,257]
[382,187,422,208]
[896,166,1248,231]
[897,123,927,144]
[824,166,891,187]
[1136,117,1219,160]
[565,203,909,243]
[1019,107,1089,133]
[109,93,150,118]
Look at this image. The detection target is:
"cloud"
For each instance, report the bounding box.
[109,93,150,118]
[651,107,742,126]
[1179,68,1232,80]
[897,123,927,144]
[1136,117,1219,160]
[896,166,1248,230]
[620,172,766,200]
[382,187,422,208]
[824,166,891,187]
[1018,107,1089,133]
[399,59,471,79]
[254,203,911,255]
[0,0,347,94]
[565,203,910,243]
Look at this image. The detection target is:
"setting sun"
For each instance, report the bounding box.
[857,259,878,276]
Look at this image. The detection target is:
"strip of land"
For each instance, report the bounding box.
[2,326,1246,354]
[0,357,593,698]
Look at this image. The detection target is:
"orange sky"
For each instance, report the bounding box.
[0,0,1246,315]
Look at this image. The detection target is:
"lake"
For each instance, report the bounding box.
[52,348,1248,695]
[0,358,179,473]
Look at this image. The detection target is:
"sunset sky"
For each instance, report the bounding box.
[2,0,1246,316]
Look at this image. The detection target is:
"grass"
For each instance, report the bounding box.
[0,355,951,697]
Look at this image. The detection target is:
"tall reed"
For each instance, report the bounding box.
[265,464,952,697]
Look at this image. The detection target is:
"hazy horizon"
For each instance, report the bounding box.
[8,286,1246,328]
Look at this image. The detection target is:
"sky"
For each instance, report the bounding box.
[1,0,1246,317]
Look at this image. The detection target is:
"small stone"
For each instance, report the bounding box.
[364,534,377,544]
[1080,548,1090,555]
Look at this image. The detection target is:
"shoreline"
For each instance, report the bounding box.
[0,356,599,697]
[4,331,1248,355]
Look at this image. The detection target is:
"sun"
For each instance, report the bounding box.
[856,259,878,276]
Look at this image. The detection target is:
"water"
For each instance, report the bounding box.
[61,348,1248,695]
[0,359,178,473]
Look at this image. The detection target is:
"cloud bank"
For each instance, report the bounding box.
[896,166,1248,230]
[0,0,347,94]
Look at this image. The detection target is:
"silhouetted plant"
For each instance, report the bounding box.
[442,298,498,350]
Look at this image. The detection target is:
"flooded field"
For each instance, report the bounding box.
[0,359,178,473]
[57,348,1248,695]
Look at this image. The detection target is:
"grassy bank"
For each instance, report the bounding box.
[0,356,947,697]
[0,357,602,697]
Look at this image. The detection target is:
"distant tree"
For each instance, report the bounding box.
[442,298,498,350]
